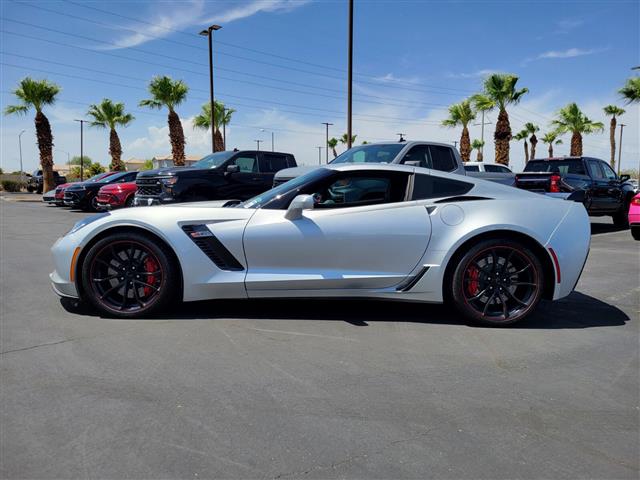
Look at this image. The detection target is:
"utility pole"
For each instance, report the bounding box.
[617,124,625,176]
[255,140,262,151]
[18,129,25,184]
[321,122,333,163]
[262,129,274,151]
[317,146,323,165]
[397,133,406,142]
[346,0,354,149]
[200,24,222,153]
[473,111,491,161]
[74,119,86,181]
[222,107,227,150]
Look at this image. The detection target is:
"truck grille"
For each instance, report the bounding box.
[136,178,162,196]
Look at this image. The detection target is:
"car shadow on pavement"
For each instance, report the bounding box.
[61,291,629,329]
[590,222,628,235]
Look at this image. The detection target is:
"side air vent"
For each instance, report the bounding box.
[181,224,244,271]
[396,266,430,292]
[434,196,492,204]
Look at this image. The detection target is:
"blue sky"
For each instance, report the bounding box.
[1,0,638,172]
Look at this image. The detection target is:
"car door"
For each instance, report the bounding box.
[399,145,429,168]
[599,161,624,212]
[585,159,611,213]
[217,153,263,200]
[243,170,431,292]
[257,153,289,190]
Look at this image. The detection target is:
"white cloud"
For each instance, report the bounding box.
[555,18,584,34]
[537,47,606,59]
[446,69,503,79]
[372,73,421,85]
[126,116,210,155]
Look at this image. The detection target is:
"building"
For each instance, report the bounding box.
[152,154,202,169]
[124,158,147,171]
[52,164,71,176]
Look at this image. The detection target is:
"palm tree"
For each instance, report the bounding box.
[513,130,530,162]
[327,137,339,158]
[603,105,625,169]
[619,77,640,104]
[339,133,357,149]
[86,99,134,171]
[4,78,60,193]
[193,100,235,151]
[551,103,604,156]
[471,74,528,166]
[139,76,189,166]
[471,139,485,161]
[441,99,476,162]
[541,131,563,158]
[524,122,540,160]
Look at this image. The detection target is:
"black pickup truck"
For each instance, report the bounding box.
[27,169,67,194]
[515,157,635,227]
[135,150,296,206]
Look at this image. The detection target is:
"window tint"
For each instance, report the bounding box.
[411,174,473,200]
[330,143,404,164]
[401,145,429,168]
[525,160,586,175]
[464,165,480,172]
[314,172,408,208]
[232,155,257,173]
[428,146,457,171]
[586,160,604,179]
[259,154,288,173]
[484,164,510,173]
[600,162,617,180]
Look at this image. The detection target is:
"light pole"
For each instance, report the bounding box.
[473,111,491,162]
[255,140,262,151]
[261,129,274,151]
[18,129,26,183]
[74,119,86,181]
[317,146,323,164]
[200,24,222,153]
[321,122,333,163]
[346,0,354,149]
[222,106,228,150]
[617,123,625,176]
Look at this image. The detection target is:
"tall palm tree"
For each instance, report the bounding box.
[139,76,189,166]
[86,99,134,171]
[619,77,640,104]
[541,131,563,158]
[441,99,476,162]
[551,103,604,156]
[471,74,528,166]
[603,105,625,169]
[327,137,339,158]
[339,133,357,148]
[513,130,530,162]
[471,139,485,161]
[192,100,235,151]
[5,78,60,193]
[524,122,540,160]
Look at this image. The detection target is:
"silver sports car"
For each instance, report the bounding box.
[51,164,590,326]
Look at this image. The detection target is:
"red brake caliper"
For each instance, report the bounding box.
[143,256,158,297]
[467,266,480,296]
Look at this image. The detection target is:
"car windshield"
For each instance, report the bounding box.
[330,144,405,164]
[191,151,235,169]
[241,168,333,209]
[524,160,586,175]
[85,173,111,183]
[98,172,129,184]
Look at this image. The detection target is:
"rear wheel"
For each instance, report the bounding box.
[632,226,640,241]
[612,199,630,228]
[80,232,179,318]
[449,239,544,326]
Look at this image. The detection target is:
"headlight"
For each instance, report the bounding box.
[160,176,178,186]
[66,212,110,236]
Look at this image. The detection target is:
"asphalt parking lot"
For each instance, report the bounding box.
[1,197,638,479]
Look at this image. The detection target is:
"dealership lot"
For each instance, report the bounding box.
[1,199,638,479]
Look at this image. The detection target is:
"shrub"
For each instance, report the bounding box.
[1,180,24,192]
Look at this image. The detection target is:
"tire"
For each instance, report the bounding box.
[632,226,640,241]
[124,195,135,208]
[612,198,631,229]
[448,238,544,326]
[80,231,180,318]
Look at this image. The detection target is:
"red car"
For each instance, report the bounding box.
[53,183,73,206]
[629,193,640,240]
[96,181,137,210]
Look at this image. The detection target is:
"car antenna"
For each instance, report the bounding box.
[397,133,406,142]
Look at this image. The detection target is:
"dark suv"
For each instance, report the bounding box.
[27,170,67,194]
[134,150,297,206]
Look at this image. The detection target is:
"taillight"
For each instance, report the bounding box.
[549,174,561,193]
[632,197,640,206]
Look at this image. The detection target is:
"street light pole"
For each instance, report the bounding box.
[317,146,323,165]
[222,107,227,150]
[255,140,262,151]
[473,111,491,161]
[18,129,26,183]
[200,24,222,153]
[261,129,274,151]
[74,119,86,181]
[321,122,333,164]
[346,0,354,149]
[617,123,625,176]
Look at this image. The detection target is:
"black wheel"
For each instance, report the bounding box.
[612,199,630,228]
[80,232,179,318]
[124,195,135,208]
[632,226,640,241]
[449,239,544,326]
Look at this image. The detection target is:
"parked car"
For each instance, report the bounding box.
[273,141,465,187]
[42,188,56,204]
[53,183,73,206]
[64,171,137,211]
[463,162,515,186]
[629,193,640,240]
[27,170,67,194]
[96,181,137,210]
[51,163,590,327]
[134,150,297,206]
[515,157,635,227]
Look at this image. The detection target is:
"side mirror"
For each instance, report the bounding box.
[285,194,314,220]
[226,165,239,174]
[619,174,630,182]
[404,160,421,167]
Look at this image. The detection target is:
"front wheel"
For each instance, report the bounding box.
[80,231,180,318]
[449,239,544,326]
[612,200,630,228]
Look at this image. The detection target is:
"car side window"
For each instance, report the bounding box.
[464,165,480,172]
[587,160,604,179]
[484,165,500,173]
[313,172,409,209]
[428,146,457,171]
[600,162,617,180]
[411,174,473,200]
[259,154,288,173]
[400,145,429,168]
[232,155,258,173]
